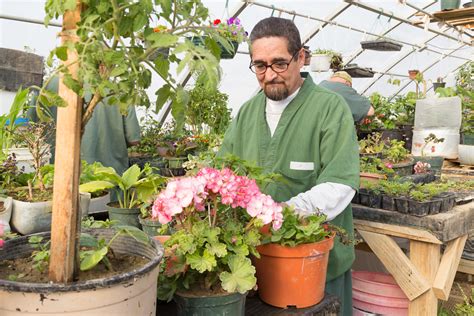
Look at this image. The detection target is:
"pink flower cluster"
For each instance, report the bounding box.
[152,167,283,230]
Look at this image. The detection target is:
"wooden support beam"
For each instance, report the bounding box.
[354,219,442,244]
[408,241,441,315]
[48,0,82,283]
[433,234,468,300]
[358,230,431,301]
[458,258,474,275]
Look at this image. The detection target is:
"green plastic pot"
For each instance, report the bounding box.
[138,216,162,236]
[189,36,239,59]
[390,159,415,176]
[106,202,141,228]
[167,157,187,169]
[174,291,246,316]
[441,0,460,10]
[462,133,474,145]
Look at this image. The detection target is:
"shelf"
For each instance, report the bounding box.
[431,7,474,29]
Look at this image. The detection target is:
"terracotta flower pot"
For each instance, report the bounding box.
[408,69,419,80]
[253,234,335,308]
[360,172,386,189]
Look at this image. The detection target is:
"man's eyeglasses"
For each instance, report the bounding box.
[249,49,301,75]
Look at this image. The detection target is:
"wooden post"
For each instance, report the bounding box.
[48,1,82,283]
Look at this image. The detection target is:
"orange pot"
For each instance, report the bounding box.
[254,234,335,308]
[360,172,386,189]
[153,235,171,245]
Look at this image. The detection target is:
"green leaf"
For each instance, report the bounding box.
[55,46,68,61]
[133,14,148,32]
[79,233,99,248]
[154,57,170,78]
[121,165,141,190]
[205,242,227,258]
[115,225,150,244]
[155,84,171,113]
[186,249,216,273]
[79,180,115,193]
[219,255,256,294]
[146,33,178,48]
[63,73,82,94]
[80,246,108,271]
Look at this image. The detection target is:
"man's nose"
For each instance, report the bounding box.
[264,67,278,82]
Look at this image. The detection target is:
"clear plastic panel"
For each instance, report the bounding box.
[414,96,462,129]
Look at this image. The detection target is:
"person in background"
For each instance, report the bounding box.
[28,76,140,176]
[218,17,359,315]
[319,71,375,123]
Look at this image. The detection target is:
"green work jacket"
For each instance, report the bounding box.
[319,80,371,123]
[219,76,360,281]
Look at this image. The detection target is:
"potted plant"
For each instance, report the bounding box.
[433,77,446,91]
[79,164,166,228]
[414,133,445,174]
[378,180,412,211]
[155,166,283,315]
[190,17,248,60]
[382,139,414,176]
[359,157,392,188]
[254,207,336,308]
[359,132,385,160]
[128,117,165,170]
[0,219,164,315]
[408,69,420,80]
[310,49,341,72]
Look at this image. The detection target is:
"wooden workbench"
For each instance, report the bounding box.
[352,202,473,315]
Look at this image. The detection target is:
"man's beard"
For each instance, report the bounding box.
[263,81,288,101]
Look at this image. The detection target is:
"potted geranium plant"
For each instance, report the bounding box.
[413,133,445,174]
[155,167,283,315]
[254,207,336,308]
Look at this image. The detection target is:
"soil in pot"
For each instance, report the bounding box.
[0,253,148,283]
[382,195,396,211]
[8,187,53,203]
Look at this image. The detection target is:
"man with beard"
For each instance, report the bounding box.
[218,17,359,315]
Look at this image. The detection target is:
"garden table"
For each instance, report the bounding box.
[352,201,473,315]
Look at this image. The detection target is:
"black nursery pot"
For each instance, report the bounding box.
[358,189,370,206]
[394,197,409,214]
[407,199,431,217]
[382,194,396,211]
[436,193,456,213]
[352,191,360,204]
[368,192,382,209]
[429,199,442,215]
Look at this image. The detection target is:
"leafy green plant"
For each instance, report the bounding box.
[155,166,283,301]
[359,132,385,154]
[128,117,163,156]
[360,157,394,176]
[409,188,429,202]
[79,164,166,209]
[262,207,330,247]
[79,225,149,271]
[29,235,51,272]
[42,0,225,132]
[379,180,412,196]
[185,84,231,135]
[383,139,410,164]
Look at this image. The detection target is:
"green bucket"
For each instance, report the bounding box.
[174,291,246,316]
[440,0,460,10]
[413,156,444,175]
[106,202,141,228]
[138,216,162,237]
[462,133,474,145]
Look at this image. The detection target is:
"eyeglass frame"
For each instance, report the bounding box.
[248,48,302,75]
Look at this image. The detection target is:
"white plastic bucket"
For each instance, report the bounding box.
[414,97,462,129]
[411,128,460,159]
[310,54,331,72]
